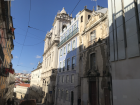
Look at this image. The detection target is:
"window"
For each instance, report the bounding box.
[88,15,91,19]
[67,59,70,70]
[68,43,71,53]
[63,60,65,71]
[64,46,66,55]
[60,49,62,56]
[61,90,63,99]
[59,62,61,72]
[72,57,75,69]
[69,29,72,34]
[90,53,96,70]
[66,90,69,100]
[71,75,74,83]
[74,24,77,30]
[62,76,65,83]
[59,76,60,82]
[72,40,76,50]
[58,89,60,97]
[90,30,96,41]
[81,16,83,22]
[66,75,69,83]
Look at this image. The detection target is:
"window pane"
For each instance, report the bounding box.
[72,57,75,64]
[71,75,74,83]
[73,40,75,49]
[90,53,96,69]
[63,60,65,67]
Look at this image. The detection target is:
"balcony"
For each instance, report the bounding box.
[0,44,4,63]
[88,38,97,46]
[58,28,78,47]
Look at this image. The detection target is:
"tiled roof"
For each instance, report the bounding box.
[17,83,30,87]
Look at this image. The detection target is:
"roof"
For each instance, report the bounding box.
[96,8,108,14]
[17,83,30,87]
[60,7,66,14]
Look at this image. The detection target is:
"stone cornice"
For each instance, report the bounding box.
[43,40,59,56]
[82,14,107,35]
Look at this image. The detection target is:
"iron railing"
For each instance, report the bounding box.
[0,44,4,62]
[58,28,79,47]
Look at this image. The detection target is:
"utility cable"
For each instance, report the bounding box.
[28,26,46,33]
[16,0,32,69]
[14,40,44,46]
[15,32,44,40]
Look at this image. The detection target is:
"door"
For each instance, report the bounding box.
[89,81,97,105]
[104,88,110,105]
[71,91,74,105]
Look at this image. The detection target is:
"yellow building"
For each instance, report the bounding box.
[79,7,112,105]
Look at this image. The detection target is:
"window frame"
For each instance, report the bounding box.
[67,43,71,53]
[63,46,66,55]
[72,39,76,50]
[66,75,69,83]
[71,74,74,83]
[60,49,63,57]
[90,53,96,70]
[66,90,69,101]
[90,30,96,41]
[72,56,75,70]
[67,58,70,70]
[63,60,65,71]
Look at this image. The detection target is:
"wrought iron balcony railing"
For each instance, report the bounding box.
[0,44,4,62]
[58,28,79,47]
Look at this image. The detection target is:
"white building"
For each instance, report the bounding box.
[55,11,80,105]
[41,7,72,105]
[108,0,140,105]
[28,62,43,103]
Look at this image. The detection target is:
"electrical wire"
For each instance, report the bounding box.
[14,40,44,46]
[16,0,32,69]
[70,0,82,15]
[14,24,45,39]
[28,26,46,33]
[15,32,44,40]
[15,0,82,70]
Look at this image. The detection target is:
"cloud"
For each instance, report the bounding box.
[15,56,18,58]
[36,55,41,58]
[30,63,34,65]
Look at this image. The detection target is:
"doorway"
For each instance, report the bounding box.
[89,81,97,105]
[104,88,110,105]
[71,91,74,105]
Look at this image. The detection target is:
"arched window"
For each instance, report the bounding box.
[88,15,91,20]
[81,16,83,22]
[62,25,67,31]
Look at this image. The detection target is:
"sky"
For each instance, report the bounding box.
[11,0,108,74]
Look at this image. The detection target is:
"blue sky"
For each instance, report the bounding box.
[11,0,108,74]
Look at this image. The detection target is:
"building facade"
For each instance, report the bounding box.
[79,7,112,105]
[108,0,140,105]
[55,12,80,105]
[0,0,15,104]
[28,62,43,103]
[41,8,72,105]
[14,83,30,99]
